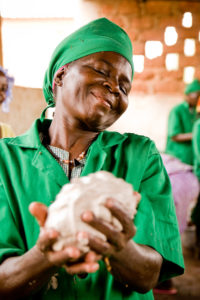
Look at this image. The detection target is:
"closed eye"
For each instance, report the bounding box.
[94,68,107,76]
[120,85,127,95]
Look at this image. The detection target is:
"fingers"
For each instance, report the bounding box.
[36,228,59,252]
[81,197,137,254]
[64,251,100,275]
[133,191,141,206]
[47,246,81,266]
[105,198,136,239]
[82,211,125,249]
[29,202,48,227]
[64,261,99,275]
[87,235,114,256]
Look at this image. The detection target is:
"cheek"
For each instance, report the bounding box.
[118,98,128,115]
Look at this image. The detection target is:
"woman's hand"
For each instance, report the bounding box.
[81,191,141,260]
[29,202,100,275]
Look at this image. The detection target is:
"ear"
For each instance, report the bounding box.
[53,67,66,87]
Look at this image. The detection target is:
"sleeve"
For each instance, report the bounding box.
[0,181,26,263]
[133,141,184,282]
[167,107,183,138]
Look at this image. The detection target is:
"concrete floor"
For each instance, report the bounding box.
[154,227,200,300]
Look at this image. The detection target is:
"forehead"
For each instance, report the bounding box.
[76,51,132,81]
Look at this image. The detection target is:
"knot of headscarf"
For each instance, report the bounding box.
[43,18,134,107]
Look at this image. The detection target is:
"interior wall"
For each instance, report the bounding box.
[109,93,183,151]
[0,86,46,136]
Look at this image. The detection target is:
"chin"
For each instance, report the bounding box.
[84,118,117,132]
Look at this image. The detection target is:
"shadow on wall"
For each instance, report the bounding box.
[0,86,46,136]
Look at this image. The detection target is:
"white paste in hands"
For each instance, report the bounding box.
[45,171,138,253]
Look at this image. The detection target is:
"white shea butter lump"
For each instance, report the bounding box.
[45,171,138,253]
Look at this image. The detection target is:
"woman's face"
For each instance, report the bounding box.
[55,51,132,132]
[186,91,200,107]
[0,75,8,105]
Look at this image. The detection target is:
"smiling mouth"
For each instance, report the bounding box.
[91,92,112,109]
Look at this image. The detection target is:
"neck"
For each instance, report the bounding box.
[48,115,98,160]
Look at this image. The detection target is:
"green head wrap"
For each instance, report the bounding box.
[43,18,134,107]
[184,79,200,95]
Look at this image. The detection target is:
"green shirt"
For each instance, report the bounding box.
[193,119,200,181]
[0,119,184,300]
[165,101,200,165]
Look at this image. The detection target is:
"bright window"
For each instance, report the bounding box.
[183,66,195,83]
[184,39,196,56]
[133,55,144,73]
[164,27,178,46]
[0,0,80,18]
[182,12,192,28]
[1,0,81,88]
[165,54,179,71]
[145,41,163,60]
[2,19,77,88]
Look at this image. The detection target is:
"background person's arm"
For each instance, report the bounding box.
[171,132,192,142]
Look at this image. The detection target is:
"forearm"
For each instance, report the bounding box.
[172,133,192,142]
[0,246,58,299]
[109,241,163,293]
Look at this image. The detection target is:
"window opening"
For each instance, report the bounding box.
[133,55,144,73]
[165,54,179,71]
[183,66,195,83]
[184,39,196,56]
[164,27,178,46]
[182,12,192,28]
[145,41,163,60]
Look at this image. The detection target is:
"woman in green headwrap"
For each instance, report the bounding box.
[0,18,183,299]
[165,79,200,165]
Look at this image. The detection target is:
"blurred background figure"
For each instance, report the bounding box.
[156,80,200,295]
[0,66,15,138]
[165,79,200,166]
[163,79,200,235]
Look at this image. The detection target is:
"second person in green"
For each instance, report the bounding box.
[165,78,200,165]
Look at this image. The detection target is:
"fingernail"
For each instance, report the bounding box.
[86,263,99,273]
[65,247,80,258]
[49,230,58,239]
[82,211,93,222]
[106,198,114,207]
[77,231,88,240]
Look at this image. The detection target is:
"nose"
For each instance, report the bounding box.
[103,81,120,97]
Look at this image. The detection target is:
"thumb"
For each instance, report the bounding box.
[29,202,48,227]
